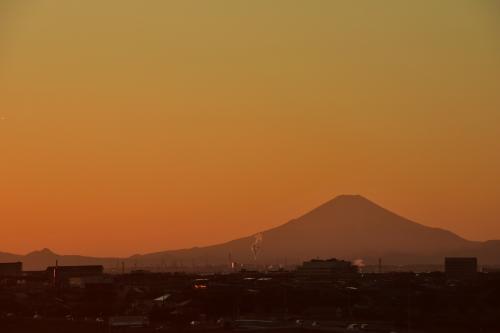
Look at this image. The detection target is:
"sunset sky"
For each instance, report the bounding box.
[1,1,499,257]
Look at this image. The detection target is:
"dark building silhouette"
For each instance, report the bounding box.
[0,262,23,276]
[445,257,477,278]
[46,265,104,286]
[296,258,358,278]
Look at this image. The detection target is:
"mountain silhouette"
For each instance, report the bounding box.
[2,195,499,270]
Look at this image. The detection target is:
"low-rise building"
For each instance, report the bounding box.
[0,262,23,277]
[445,257,477,278]
[46,265,104,286]
[296,258,358,278]
[69,275,114,288]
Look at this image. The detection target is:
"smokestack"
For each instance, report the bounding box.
[54,260,59,288]
[378,258,382,274]
[121,262,125,275]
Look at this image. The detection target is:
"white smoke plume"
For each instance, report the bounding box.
[251,233,264,260]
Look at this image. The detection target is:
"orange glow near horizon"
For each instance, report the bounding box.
[1,1,499,257]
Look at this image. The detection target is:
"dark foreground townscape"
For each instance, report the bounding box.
[1,258,500,333]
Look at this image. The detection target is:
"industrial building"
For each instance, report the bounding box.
[0,262,23,277]
[46,265,104,286]
[296,258,358,278]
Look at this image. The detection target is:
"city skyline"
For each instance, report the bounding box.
[1,1,499,256]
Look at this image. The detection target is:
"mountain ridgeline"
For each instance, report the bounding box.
[2,195,499,270]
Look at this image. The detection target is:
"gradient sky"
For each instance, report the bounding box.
[1,1,499,257]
